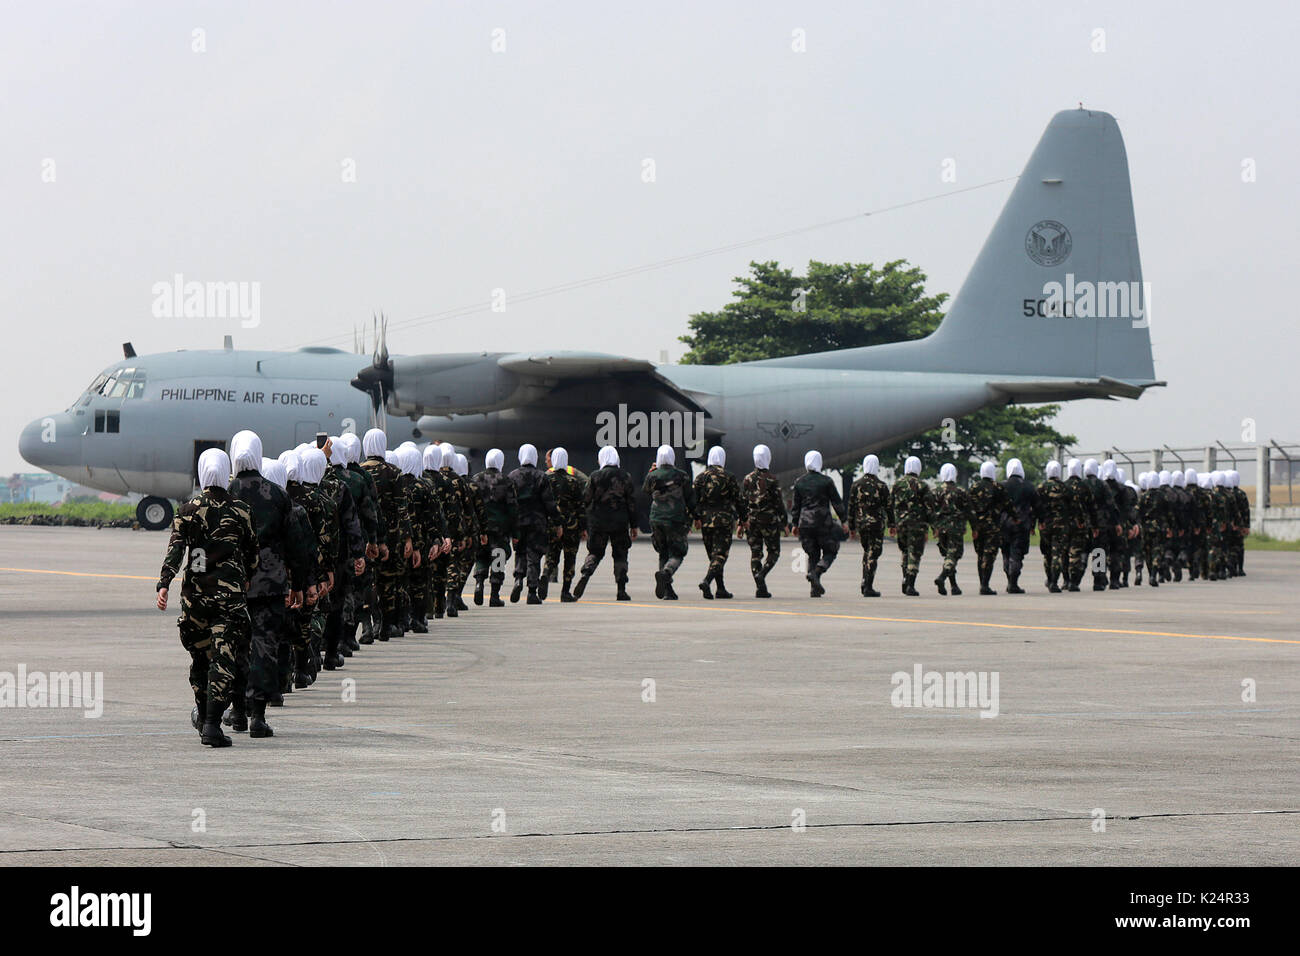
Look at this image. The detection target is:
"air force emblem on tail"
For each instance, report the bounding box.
[1025,220,1072,266]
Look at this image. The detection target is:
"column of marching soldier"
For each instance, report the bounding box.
[155,431,1253,748]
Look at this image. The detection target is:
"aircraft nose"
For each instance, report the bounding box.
[18,414,79,469]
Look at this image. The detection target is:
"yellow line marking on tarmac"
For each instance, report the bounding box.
[581,600,1300,645]
[0,566,154,581]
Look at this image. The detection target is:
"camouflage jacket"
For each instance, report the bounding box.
[1065,477,1096,532]
[1185,485,1208,533]
[1109,480,1139,528]
[966,477,1009,535]
[1138,487,1167,530]
[741,468,788,531]
[157,486,258,601]
[287,479,334,585]
[228,469,310,597]
[1085,475,1120,530]
[1002,475,1038,533]
[644,465,697,528]
[1232,487,1251,530]
[930,481,971,535]
[847,474,889,534]
[343,462,381,547]
[890,474,933,529]
[1035,478,1076,531]
[400,473,443,553]
[321,466,365,567]
[546,466,588,531]
[693,465,743,529]
[509,464,560,531]
[425,470,462,542]
[791,471,847,534]
[360,456,412,549]
[472,468,518,537]
[456,472,485,538]
[584,465,638,532]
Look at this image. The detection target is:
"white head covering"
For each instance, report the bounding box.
[362,428,387,458]
[1084,458,1099,477]
[1185,467,1198,486]
[485,448,505,471]
[338,433,360,464]
[438,442,456,464]
[1117,467,1127,485]
[1172,469,1185,488]
[656,445,676,467]
[454,453,468,476]
[804,450,822,472]
[384,451,397,464]
[1228,470,1240,487]
[518,443,538,467]
[261,457,288,491]
[423,444,443,471]
[904,456,921,476]
[1198,473,1211,489]
[1007,458,1024,479]
[707,445,726,467]
[862,454,879,476]
[1100,460,1116,480]
[598,445,620,468]
[1211,470,1225,486]
[300,448,328,484]
[979,461,997,480]
[328,437,347,466]
[1158,469,1171,486]
[230,430,262,473]
[551,447,569,470]
[1138,472,1148,490]
[398,440,417,454]
[1045,460,1062,479]
[938,463,957,483]
[395,447,416,477]
[278,450,301,482]
[753,444,771,469]
[198,448,231,491]
[1067,459,1083,479]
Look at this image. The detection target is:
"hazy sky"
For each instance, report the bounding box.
[4,0,1297,474]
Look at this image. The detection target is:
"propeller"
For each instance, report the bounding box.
[350,311,394,413]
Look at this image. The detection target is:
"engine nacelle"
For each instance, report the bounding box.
[387,353,547,417]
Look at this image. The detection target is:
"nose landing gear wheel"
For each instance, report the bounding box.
[137,496,174,531]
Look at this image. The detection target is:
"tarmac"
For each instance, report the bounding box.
[0,525,1296,866]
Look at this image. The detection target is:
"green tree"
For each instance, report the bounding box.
[680,260,1074,481]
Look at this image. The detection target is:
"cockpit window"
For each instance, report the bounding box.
[126,370,146,398]
[88,373,108,394]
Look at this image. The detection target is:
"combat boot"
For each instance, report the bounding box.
[248,699,274,739]
[345,629,360,652]
[561,584,576,603]
[862,570,880,598]
[903,573,919,597]
[1134,566,1142,585]
[934,572,948,596]
[225,697,248,733]
[655,571,668,599]
[473,580,484,606]
[537,577,549,602]
[201,699,232,748]
[663,581,679,600]
[548,566,559,584]
[699,569,714,599]
[616,581,631,601]
[713,573,733,599]
[979,570,996,596]
[527,587,542,605]
[455,593,468,611]
[323,651,344,670]
[191,694,205,735]
[572,573,591,600]
[1006,573,1024,594]
[808,568,824,598]
[1047,578,1062,593]
[294,668,313,688]
[947,570,962,595]
[510,580,523,603]
[411,615,429,633]
[489,582,504,608]
[755,573,772,598]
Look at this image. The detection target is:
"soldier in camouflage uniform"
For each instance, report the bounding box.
[1062,459,1096,591]
[1035,460,1071,592]
[1208,470,1232,579]
[791,450,848,598]
[472,448,519,608]
[401,445,445,631]
[847,454,889,598]
[156,448,258,748]
[888,456,933,596]
[282,449,331,688]
[741,443,788,599]
[226,433,311,738]
[317,439,366,668]
[1138,471,1168,587]
[573,445,638,601]
[1229,470,1250,576]
[509,443,561,604]
[449,452,483,613]
[262,456,317,701]
[929,463,970,595]
[1100,460,1131,587]
[360,429,413,639]
[1116,467,1141,586]
[338,434,383,644]
[1182,467,1207,581]
[1082,459,1120,591]
[542,447,587,602]
[693,445,744,600]
[967,461,1009,595]
[1000,458,1037,594]
[421,444,457,617]
[644,444,697,600]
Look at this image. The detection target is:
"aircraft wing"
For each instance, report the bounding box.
[988,376,1166,403]
[498,351,709,415]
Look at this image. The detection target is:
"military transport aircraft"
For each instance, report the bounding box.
[19,108,1161,529]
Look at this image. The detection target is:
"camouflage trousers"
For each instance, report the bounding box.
[1001,526,1030,579]
[475,532,513,587]
[244,596,287,701]
[746,523,782,582]
[407,557,428,624]
[1163,531,1187,575]
[1187,530,1206,579]
[970,524,999,582]
[429,551,451,613]
[650,523,689,576]
[1040,522,1070,585]
[580,527,631,585]
[1141,525,1165,579]
[856,523,884,583]
[513,525,549,590]
[349,559,380,639]
[178,595,249,709]
[376,549,407,630]
[1128,527,1144,578]
[896,523,928,576]
[934,527,965,575]
[799,530,839,575]
[700,522,735,578]
[452,541,476,594]
[1226,530,1244,574]
[545,524,584,588]
[1066,525,1092,583]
